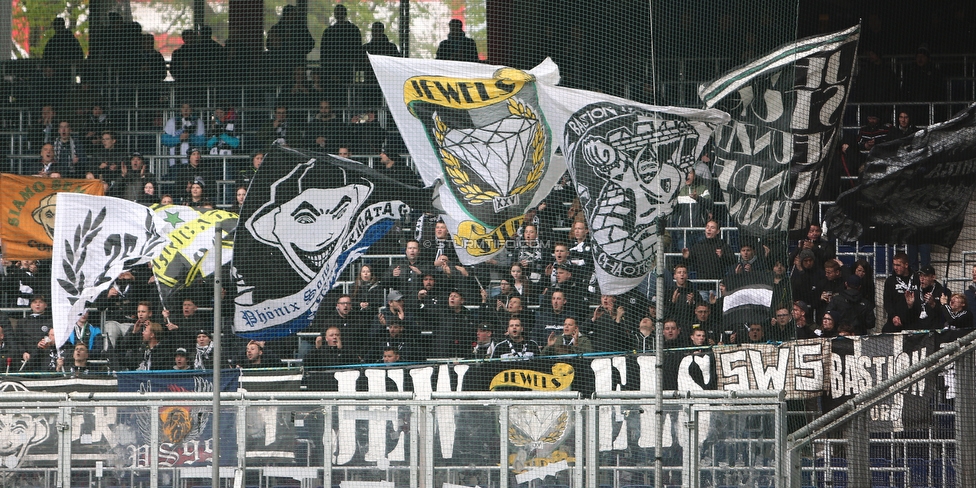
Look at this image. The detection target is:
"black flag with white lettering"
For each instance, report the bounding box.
[825,102,976,247]
[824,334,936,430]
[698,25,859,239]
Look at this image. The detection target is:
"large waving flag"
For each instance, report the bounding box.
[537,85,729,295]
[231,147,427,340]
[51,194,238,348]
[51,194,166,348]
[698,24,860,237]
[825,103,976,247]
[0,175,105,259]
[370,54,565,265]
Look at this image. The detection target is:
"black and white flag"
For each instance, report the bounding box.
[698,24,859,238]
[231,148,427,340]
[826,102,976,247]
[540,86,729,295]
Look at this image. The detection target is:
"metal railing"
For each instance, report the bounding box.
[0,388,785,488]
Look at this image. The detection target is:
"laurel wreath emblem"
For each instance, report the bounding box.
[508,411,569,447]
[56,208,108,303]
[433,98,547,206]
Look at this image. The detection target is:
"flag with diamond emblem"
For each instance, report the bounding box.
[371,55,566,265]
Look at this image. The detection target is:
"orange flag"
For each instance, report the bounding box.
[0,174,105,259]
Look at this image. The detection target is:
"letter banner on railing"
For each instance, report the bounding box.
[713,338,831,399]
[822,333,937,432]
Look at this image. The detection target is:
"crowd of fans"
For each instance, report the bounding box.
[0,8,972,375]
[4,182,975,375]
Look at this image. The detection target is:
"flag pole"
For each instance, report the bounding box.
[654,223,665,488]
[212,229,222,487]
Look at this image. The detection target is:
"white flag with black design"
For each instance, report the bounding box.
[51,194,166,348]
[537,85,729,295]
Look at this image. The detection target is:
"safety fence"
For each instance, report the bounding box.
[0,387,785,488]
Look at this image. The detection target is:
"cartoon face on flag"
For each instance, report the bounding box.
[247,175,371,282]
[232,148,419,340]
[371,55,566,264]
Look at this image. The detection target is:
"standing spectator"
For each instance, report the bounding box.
[902,45,945,117]
[52,121,87,178]
[939,294,973,330]
[672,169,713,250]
[681,220,735,280]
[726,243,767,291]
[788,223,837,272]
[964,264,976,317]
[667,264,699,328]
[17,296,53,348]
[161,298,208,350]
[238,152,264,186]
[363,22,400,105]
[174,148,217,197]
[118,321,170,371]
[257,105,292,148]
[42,17,84,86]
[882,253,918,333]
[169,30,201,84]
[791,249,823,309]
[115,153,156,202]
[93,273,148,348]
[387,240,429,301]
[351,264,385,318]
[369,317,416,362]
[206,106,240,156]
[306,99,344,153]
[633,317,656,353]
[240,341,266,368]
[586,294,629,352]
[192,330,214,370]
[432,289,475,358]
[533,290,574,345]
[319,4,363,104]
[436,19,479,62]
[491,318,541,360]
[25,329,62,372]
[34,143,56,176]
[162,103,206,166]
[82,103,114,154]
[58,342,96,375]
[827,275,875,335]
[363,21,400,58]
[92,132,126,180]
[543,317,592,356]
[305,326,352,367]
[173,348,191,370]
[32,105,58,151]
[567,221,593,274]
[767,307,795,342]
[470,323,497,360]
[267,5,315,86]
[856,114,890,160]
[888,110,918,142]
[906,265,950,330]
